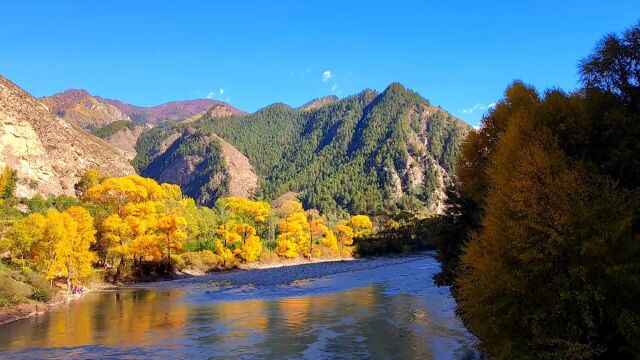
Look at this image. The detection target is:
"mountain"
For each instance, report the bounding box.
[91,121,152,160]
[41,89,130,131]
[0,76,135,198]
[134,83,472,214]
[100,97,245,124]
[300,95,339,111]
[135,127,257,204]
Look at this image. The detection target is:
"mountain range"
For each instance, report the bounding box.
[0,76,134,198]
[0,75,471,215]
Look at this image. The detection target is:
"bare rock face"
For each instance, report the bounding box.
[102,124,151,160]
[210,134,258,198]
[41,89,131,131]
[0,76,135,198]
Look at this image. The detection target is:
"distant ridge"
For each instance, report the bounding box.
[100,97,245,124]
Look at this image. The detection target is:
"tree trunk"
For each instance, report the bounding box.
[67,256,72,294]
[114,257,125,283]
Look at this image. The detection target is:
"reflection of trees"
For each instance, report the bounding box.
[1,281,460,359]
[0,290,188,350]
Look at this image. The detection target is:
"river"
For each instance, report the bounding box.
[0,254,477,359]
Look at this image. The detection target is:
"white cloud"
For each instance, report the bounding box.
[461,102,496,114]
[206,92,214,99]
[219,88,224,95]
[322,70,332,82]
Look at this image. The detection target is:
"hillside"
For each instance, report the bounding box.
[135,83,471,214]
[136,127,257,205]
[0,76,135,198]
[41,89,130,131]
[92,121,151,160]
[100,97,245,124]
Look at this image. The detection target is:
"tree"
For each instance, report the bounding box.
[0,166,17,200]
[156,212,188,271]
[453,29,640,356]
[349,215,373,237]
[30,208,97,291]
[580,22,640,110]
[276,201,310,258]
[334,222,354,256]
[4,213,45,261]
[74,169,101,198]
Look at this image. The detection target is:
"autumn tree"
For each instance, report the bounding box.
[349,215,373,237]
[276,201,310,258]
[74,169,101,198]
[4,213,45,262]
[454,24,640,357]
[156,212,188,271]
[0,166,17,200]
[334,222,354,256]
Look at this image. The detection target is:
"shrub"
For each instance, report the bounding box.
[0,270,31,307]
[181,250,220,273]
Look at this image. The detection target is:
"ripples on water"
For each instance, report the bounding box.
[0,256,477,359]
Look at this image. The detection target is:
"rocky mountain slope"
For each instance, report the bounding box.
[135,83,471,214]
[0,76,135,198]
[41,89,130,131]
[136,127,257,205]
[100,97,245,124]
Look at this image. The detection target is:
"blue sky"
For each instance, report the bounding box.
[1,1,638,126]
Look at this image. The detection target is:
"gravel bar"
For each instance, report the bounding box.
[125,253,433,290]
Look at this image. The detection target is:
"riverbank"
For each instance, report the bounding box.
[0,253,431,326]
[0,294,67,326]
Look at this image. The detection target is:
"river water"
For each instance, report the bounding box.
[0,255,477,359]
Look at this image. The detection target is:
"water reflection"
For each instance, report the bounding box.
[0,257,476,359]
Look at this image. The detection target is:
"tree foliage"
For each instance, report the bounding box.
[448,23,640,358]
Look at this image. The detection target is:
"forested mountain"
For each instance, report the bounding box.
[135,83,471,215]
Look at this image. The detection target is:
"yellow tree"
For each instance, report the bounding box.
[4,213,46,262]
[74,169,101,198]
[56,207,98,291]
[349,215,373,237]
[222,197,271,223]
[0,166,17,200]
[32,208,97,291]
[84,175,168,210]
[334,222,354,256]
[156,212,188,270]
[276,201,310,259]
[232,223,262,262]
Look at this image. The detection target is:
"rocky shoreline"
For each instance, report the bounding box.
[127,253,431,290]
[0,296,67,326]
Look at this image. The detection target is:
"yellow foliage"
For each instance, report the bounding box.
[221,197,271,222]
[213,239,236,268]
[236,234,263,262]
[157,213,188,261]
[276,237,299,259]
[334,223,354,247]
[84,175,168,207]
[5,213,46,259]
[276,206,310,259]
[29,207,97,286]
[349,215,373,237]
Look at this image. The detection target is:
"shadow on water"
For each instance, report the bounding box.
[0,256,477,359]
